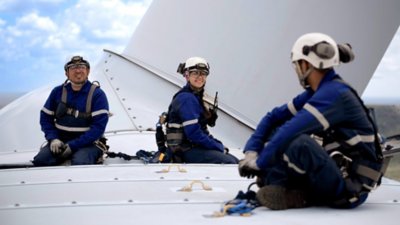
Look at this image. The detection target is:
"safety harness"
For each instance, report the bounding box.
[57,81,99,119]
[55,81,109,162]
[160,87,219,162]
[164,88,195,156]
[329,78,390,207]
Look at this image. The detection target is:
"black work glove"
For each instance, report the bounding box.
[238,158,262,179]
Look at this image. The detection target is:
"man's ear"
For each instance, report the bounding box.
[301,60,310,72]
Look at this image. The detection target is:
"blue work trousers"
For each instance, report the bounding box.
[32,143,103,166]
[182,147,239,164]
[260,134,367,207]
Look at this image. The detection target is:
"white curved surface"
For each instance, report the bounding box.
[0,1,399,224]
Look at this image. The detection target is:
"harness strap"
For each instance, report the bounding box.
[166,133,183,140]
[60,82,98,118]
[62,84,67,103]
[380,156,392,176]
[333,78,383,161]
[86,83,98,113]
[356,165,382,182]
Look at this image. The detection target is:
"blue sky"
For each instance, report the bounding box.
[0,0,399,103]
[0,0,152,93]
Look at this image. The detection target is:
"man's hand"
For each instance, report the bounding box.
[238,151,261,178]
[50,139,64,155]
[60,144,72,159]
[244,151,258,161]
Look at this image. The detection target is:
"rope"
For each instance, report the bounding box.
[106,151,139,161]
[205,182,260,218]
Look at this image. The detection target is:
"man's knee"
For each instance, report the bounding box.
[32,145,59,166]
[285,134,322,157]
[71,146,102,165]
[32,156,50,166]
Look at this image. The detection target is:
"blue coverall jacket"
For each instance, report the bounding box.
[40,81,109,151]
[244,70,383,207]
[167,83,224,152]
[244,70,380,170]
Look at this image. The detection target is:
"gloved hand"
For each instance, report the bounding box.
[238,151,261,178]
[50,139,64,155]
[238,158,261,178]
[60,144,72,159]
[243,151,258,161]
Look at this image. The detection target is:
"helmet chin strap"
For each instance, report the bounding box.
[294,62,314,89]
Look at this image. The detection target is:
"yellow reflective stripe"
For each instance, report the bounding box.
[304,103,329,130]
[55,123,90,132]
[92,109,109,117]
[346,135,375,146]
[283,154,305,174]
[41,107,54,116]
[182,119,198,127]
[287,100,297,115]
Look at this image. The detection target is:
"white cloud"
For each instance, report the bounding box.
[63,0,150,40]
[0,0,66,11]
[0,0,153,93]
[17,12,58,32]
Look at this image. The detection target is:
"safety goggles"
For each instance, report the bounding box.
[189,70,209,77]
[67,63,88,70]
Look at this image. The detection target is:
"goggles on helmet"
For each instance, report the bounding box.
[64,55,90,71]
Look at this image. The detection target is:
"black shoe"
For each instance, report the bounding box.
[256,185,307,210]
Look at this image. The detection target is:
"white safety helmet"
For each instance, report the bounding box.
[291,33,339,69]
[177,56,210,75]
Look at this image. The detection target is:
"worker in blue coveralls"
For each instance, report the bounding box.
[165,57,239,164]
[238,33,385,210]
[32,55,110,166]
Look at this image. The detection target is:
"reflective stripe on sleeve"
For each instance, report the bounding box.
[92,109,109,117]
[182,119,198,127]
[287,100,297,115]
[42,107,54,116]
[304,103,330,130]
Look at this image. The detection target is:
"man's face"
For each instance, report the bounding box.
[66,63,90,85]
[187,70,208,89]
